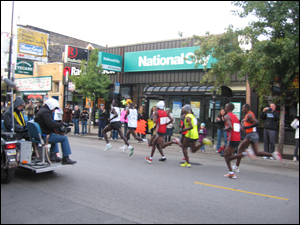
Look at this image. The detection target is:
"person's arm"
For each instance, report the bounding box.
[259,111,266,120]
[244,113,260,129]
[203,128,207,135]
[223,114,232,140]
[108,108,117,122]
[166,113,174,126]
[180,116,192,133]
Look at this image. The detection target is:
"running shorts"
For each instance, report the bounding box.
[227,141,240,148]
[109,121,121,130]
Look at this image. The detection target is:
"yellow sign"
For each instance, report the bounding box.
[291,75,299,89]
[17,27,49,62]
[85,98,93,108]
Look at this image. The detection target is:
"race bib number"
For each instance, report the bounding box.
[233,123,240,132]
[193,118,198,126]
[160,117,167,125]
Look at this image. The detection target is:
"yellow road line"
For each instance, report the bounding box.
[193,182,289,201]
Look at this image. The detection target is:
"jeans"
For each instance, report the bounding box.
[98,119,106,138]
[112,130,118,139]
[217,129,227,151]
[81,121,87,135]
[263,128,276,153]
[74,118,79,134]
[45,133,72,157]
[200,144,205,151]
[123,122,129,140]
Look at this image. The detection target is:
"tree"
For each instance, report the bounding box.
[70,48,112,133]
[189,1,299,154]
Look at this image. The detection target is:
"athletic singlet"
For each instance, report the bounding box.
[110,107,120,123]
[244,111,257,134]
[156,110,168,134]
[127,109,138,128]
[226,112,241,141]
[184,113,199,139]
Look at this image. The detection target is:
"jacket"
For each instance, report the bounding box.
[73,109,80,119]
[80,111,89,122]
[98,108,107,120]
[63,107,72,122]
[26,103,35,115]
[259,110,279,130]
[34,105,61,134]
[3,97,26,133]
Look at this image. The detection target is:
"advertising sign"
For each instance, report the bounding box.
[191,101,200,119]
[209,100,220,109]
[124,47,217,72]
[17,27,49,62]
[15,59,34,75]
[98,52,122,72]
[63,64,81,84]
[172,101,182,118]
[114,82,120,94]
[64,45,90,64]
[231,102,242,120]
[15,76,52,91]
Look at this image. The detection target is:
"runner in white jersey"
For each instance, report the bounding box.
[120,103,148,154]
[102,100,132,154]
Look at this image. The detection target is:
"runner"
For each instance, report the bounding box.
[232,104,282,173]
[120,103,148,152]
[223,103,241,178]
[179,104,204,168]
[102,100,134,156]
[145,101,173,163]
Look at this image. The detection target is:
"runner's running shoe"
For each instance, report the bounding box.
[232,165,239,173]
[103,143,112,151]
[245,148,256,160]
[181,157,189,160]
[120,145,127,151]
[224,173,237,179]
[181,162,191,168]
[173,138,181,146]
[272,151,282,162]
[145,156,152,163]
[128,146,134,156]
[158,157,166,161]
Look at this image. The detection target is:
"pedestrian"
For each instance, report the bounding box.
[199,123,207,152]
[145,101,173,163]
[137,105,147,140]
[216,108,228,153]
[176,104,205,168]
[121,103,148,154]
[120,107,129,140]
[102,100,131,153]
[54,107,63,122]
[149,106,157,137]
[222,103,242,179]
[164,108,175,143]
[259,103,279,159]
[63,103,72,125]
[80,108,89,135]
[290,116,299,162]
[73,105,80,135]
[98,103,107,140]
[25,100,35,121]
[34,101,41,116]
[231,104,282,174]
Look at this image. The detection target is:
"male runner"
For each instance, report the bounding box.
[121,103,148,152]
[178,104,204,168]
[232,104,282,172]
[145,101,173,163]
[102,100,134,156]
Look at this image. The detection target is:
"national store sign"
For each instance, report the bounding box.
[98,52,122,72]
[124,47,217,72]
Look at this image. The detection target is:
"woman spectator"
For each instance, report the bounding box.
[216,108,227,152]
[290,116,299,162]
[73,105,80,135]
[137,105,147,140]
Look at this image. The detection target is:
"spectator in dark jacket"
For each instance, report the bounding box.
[63,103,72,124]
[34,98,76,164]
[80,108,89,135]
[98,103,107,139]
[259,103,279,159]
[34,102,41,115]
[72,105,80,135]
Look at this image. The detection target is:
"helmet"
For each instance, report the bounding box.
[45,98,60,110]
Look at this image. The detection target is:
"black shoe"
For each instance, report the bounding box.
[62,156,77,165]
[158,157,167,161]
[50,153,62,162]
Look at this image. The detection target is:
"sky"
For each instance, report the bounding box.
[1,1,256,47]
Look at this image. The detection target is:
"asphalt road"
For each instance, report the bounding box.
[1,136,299,224]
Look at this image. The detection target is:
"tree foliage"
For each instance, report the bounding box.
[188,1,299,153]
[70,48,111,101]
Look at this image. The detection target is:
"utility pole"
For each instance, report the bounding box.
[6,1,14,103]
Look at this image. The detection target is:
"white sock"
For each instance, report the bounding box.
[129,145,133,149]
[107,143,111,146]
[229,171,234,174]
[149,156,152,159]
[161,156,166,159]
[242,152,248,156]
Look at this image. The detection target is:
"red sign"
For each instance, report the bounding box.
[68,46,78,58]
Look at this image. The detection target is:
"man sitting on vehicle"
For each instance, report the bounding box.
[34,98,76,164]
[3,97,29,140]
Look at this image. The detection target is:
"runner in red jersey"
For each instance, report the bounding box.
[223,103,241,179]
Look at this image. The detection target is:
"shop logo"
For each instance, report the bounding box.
[64,66,81,76]
[68,46,78,58]
[63,67,71,77]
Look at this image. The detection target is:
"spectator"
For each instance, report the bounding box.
[80,108,89,135]
[149,106,157,137]
[73,105,80,135]
[34,102,41,115]
[290,116,299,162]
[138,105,147,140]
[63,103,72,125]
[198,123,207,152]
[98,103,107,140]
[165,108,175,143]
[34,98,76,164]
[259,103,279,160]
[54,108,63,122]
[216,108,227,153]
[25,100,35,121]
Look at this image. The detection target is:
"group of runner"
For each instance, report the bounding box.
[101,100,283,179]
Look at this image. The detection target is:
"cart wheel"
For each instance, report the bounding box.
[1,168,15,184]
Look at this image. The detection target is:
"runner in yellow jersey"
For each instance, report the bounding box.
[179,104,205,168]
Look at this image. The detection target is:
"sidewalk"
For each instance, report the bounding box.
[74,125,299,163]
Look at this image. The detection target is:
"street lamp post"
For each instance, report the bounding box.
[6,1,14,103]
[212,91,216,146]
